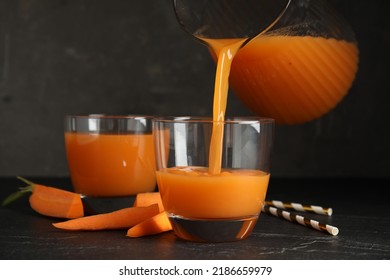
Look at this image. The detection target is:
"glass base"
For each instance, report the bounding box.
[81,195,136,214]
[169,215,259,243]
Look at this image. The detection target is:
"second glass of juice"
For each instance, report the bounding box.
[64,114,156,213]
[153,116,274,242]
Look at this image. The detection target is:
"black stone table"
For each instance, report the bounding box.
[0,177,389,260]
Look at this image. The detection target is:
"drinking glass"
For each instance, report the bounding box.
[153,116,274,242]
[64,114,156,213]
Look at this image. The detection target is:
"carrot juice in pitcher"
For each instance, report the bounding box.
[229,35,359,124]
[203,0,359,125]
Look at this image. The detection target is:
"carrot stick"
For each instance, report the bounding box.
[133,192,164,212]
[29,184,84,219]
[126,211,172,238]
[53,204,159,231]
[2,176,84,219]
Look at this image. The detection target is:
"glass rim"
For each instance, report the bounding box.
[152,116,275,124]
[64,114,155,133]
[65,114,155,120]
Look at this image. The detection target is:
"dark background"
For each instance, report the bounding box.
[0,0,389,178]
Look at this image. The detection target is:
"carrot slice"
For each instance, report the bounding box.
[133,192,164,212]
[30,184,84,219]
[53,204,159,231]
[126,211,172,238]
[2,177,84,219]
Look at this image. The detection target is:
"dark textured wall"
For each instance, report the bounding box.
[0,0,389,178]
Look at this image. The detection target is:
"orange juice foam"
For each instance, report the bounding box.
[229,35,359,124]
[156,166,270,219]
[65,132,156,197]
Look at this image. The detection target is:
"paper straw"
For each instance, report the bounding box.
[262,205,339,236]
[265,200,333,216]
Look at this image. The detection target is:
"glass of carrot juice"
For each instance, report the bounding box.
[153,116,274,242]
[64,114,156,213]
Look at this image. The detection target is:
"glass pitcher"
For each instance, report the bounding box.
[175,0,359,125]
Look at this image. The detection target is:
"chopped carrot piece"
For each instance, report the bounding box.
[133,192,164,212]
[126,211,172,238]
[2,176,84,219]
[30,184,84,219]
[53,204,159,231]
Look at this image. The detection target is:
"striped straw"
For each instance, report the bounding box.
[265,200,333,216]
[262,205,339,236]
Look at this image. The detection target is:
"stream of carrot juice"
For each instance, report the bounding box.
[156,38,271,219]
[65,132,156,197]
[206,38,246,175]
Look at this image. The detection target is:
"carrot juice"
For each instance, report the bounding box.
[229,35,359,124]
[156,167,270,219]
[65,132,156,197]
